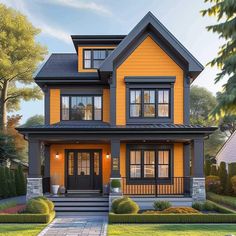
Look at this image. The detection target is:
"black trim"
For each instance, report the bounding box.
[125,76,176,84]
[126,144,173,184]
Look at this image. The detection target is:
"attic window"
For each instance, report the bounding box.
[83,49,113,69]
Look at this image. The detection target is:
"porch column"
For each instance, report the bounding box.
[43,144,50,193]
[191,138,206,202]
[183,142,190,196]
[27,138,43,200]
[110,139,121,178]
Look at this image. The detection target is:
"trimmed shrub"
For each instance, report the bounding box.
[9,170,16,197]
[226,175,233,195]
[192,202,203,211]
[0,166,8,198]
[162,207,200,214]
[25,199,49,214]
[111,179,121,188]
[109,213,236,223]
[205,175,221,193]
[111,197,128,213]
[4,167,10,198]
[231,176,236,195]
[204,159,211,176]
[229,163,236,177]
[218,162,227,193]
[210,165,218,176]
[34,197,54,212]
[116,199,139,214]
[153,200,172,211]
[15,165,26,196]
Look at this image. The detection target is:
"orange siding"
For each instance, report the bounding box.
[50,89,60,124]
[78,46,116,72]
[103,89,110,123]
[116,36,184,125]
[50,144,111,187]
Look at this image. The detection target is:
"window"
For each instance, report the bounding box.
[128,147,171,181]
[61,95,102,121]
[68,152,74,176]
[129,89,170,119]
[158,90,169,117]
[130,151,141,178]
[158,150,170,178]
[77,152,90,175]
[83,49,113,69]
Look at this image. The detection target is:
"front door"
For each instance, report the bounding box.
[66,150,102,190]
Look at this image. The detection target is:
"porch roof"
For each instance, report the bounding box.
[17,122,217,136]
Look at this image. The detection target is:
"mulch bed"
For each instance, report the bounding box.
[0,205,26,214]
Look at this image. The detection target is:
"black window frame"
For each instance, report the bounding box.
[126,144,173,184]
[83,49,113,69]
[60,94,103,121]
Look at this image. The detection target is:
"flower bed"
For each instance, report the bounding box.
[0,204,25,214]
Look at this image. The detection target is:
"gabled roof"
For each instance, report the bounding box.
[99,12,204,79]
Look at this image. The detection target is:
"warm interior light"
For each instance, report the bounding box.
[55,152,59,159]
[106,152,110,159]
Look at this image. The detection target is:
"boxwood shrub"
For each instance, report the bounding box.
[109,213,236,223]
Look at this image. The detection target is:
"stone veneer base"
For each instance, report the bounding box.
[27,178,43,200]
[192,177,206,202]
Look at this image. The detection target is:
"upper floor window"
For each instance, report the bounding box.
[129,89,170,118]
[83,49,113,69]
[61,95,102,121]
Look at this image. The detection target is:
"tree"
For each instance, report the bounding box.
[0,4,47,130]
[190,85,217,125]
[0,166,7,198]
[219,114,236,137]
[202,0,236,116]
[210,165,218,176]
[218,162,227,193]
[204,159,211,176]
[10,170,16,196]
[15,165,26,196]
[22,115,44,127]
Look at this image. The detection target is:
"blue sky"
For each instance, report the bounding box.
[1,0,225,123]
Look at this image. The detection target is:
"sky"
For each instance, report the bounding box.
[1,0,226,123]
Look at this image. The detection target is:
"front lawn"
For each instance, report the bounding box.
[207,192,236,209]
[108,224,236,236]
[0,224,46,236]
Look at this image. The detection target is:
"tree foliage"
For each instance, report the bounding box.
[218,161,227,193]
[22,115,44,127]
[15,164,26,196]
[202,0,236,116]
[0,4,47,129]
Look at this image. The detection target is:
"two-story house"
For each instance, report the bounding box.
[17,12,216,210]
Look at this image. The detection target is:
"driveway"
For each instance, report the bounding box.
[38,215,108,236]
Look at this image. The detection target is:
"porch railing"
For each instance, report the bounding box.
[121,177,191,197]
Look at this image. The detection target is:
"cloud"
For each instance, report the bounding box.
[40,0,112,16]
[0,0,71,43]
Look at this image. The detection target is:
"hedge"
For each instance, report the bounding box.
[206,200,236,214]
[0,211,55,223]
[109,213,236,223]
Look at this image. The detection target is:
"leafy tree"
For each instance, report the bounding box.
[0,4,47,130]
[219,114,236,137]
[190,85,217,125]
[22,115,44,127]
[15,165,26,196]
[202,0,236,116]
[218,162,227,193]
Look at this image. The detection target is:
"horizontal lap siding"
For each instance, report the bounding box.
[116,36,184,125]
[103,88,110,123]
[50,89,60,124]
[50,144,111,187]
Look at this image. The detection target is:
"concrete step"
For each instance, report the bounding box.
[54,202,109,207]
[56,212,108,216]
[55,206,109,212]
[48,197,109,202]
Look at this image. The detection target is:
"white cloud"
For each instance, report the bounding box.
[0,0,71,43]
[40,0,112,16]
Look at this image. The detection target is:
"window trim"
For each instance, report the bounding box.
[83,49,113,69]
[126,144,173,184]
[60,94,103,122]
[126,83,174,124]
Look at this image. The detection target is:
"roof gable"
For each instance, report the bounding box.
[99,12,203,79]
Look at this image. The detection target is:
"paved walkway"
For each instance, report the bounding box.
[38,215,108,236]
[0,195,26,205]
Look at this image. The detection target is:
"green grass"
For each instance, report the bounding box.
[207,192,236,209]
[0,224,46,236]
[108,224,236,236]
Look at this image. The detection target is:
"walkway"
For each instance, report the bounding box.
[0,195,26,205]
[38,215,108,236]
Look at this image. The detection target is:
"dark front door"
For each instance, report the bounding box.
[66,150,102,190]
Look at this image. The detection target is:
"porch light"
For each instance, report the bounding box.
[55,152,59,159]
[106,152,110,159]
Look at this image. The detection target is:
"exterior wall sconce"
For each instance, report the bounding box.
[106,152,110,159]
[55,152,59,159]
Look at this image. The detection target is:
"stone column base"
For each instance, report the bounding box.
[27,178,43,201]
[192,177,206,202]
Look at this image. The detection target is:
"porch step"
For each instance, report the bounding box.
[67,190,100,194]
[48,196,109,214]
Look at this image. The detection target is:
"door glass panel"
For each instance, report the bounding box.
[78,152,90,175]
[94,152,99,176]
[68,152,74,176]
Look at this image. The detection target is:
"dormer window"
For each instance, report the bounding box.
[83,49,113,69]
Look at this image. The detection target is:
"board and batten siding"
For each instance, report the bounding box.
[116,35,184,125]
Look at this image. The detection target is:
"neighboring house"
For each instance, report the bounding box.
[216,131,236,166]
[17,12,216,206]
